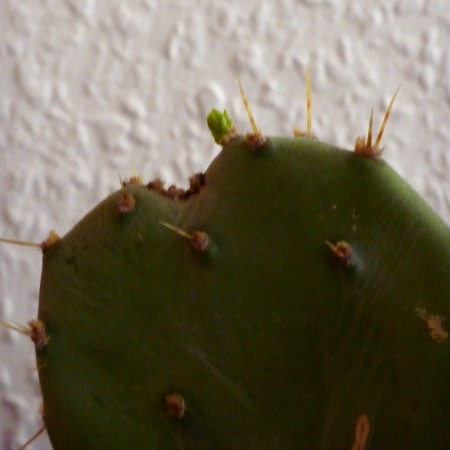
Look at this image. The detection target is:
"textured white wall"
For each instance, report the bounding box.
[0,1,449,448]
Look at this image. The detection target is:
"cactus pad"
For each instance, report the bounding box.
[33,121,450,449]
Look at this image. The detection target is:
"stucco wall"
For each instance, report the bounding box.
[0,1,449,448]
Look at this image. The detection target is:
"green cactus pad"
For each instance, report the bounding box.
[207,108,235,144]
[37,135,450,449]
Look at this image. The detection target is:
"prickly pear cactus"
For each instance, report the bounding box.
[2,81,450,449]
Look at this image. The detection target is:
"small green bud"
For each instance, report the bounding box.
[207,109,235,145]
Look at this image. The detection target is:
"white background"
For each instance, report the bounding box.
[0,1,449,448]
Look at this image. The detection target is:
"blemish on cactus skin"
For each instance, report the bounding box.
[245,133,268,150]
[166,393,186,419]
[0,319,49,350]
[351,414,370,450]
[325,240,354,268]
[191,231,210,252]
[147,178,186,199]
[415,307,448,343]
[118,192,136,214]
[147,173,206,200]
[188,172,206,194]
[29,319,49,351]
[40,230,60,252]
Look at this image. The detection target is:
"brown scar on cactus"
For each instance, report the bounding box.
[354,87,400,158]
[188,172,206,195]
[293,63,315,138]
[117,192,136,214]
[159,220,210,252]
[237,78,267,149]
[165,393,186,419]
[40,230,61,252]
[325,240,354,268]
[0,319,49,350]
[147,173,206,200]
[415,307,448,343]
[146,179,187,200]
[351,414,371,450]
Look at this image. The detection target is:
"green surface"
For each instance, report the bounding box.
[207,109,235,144]
[37,136,450,449]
